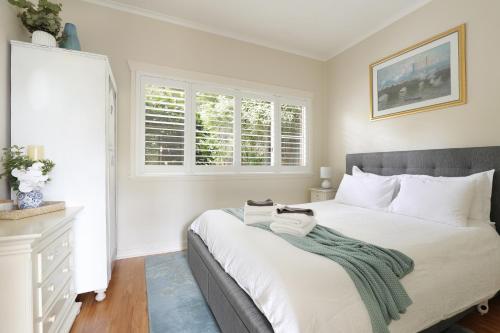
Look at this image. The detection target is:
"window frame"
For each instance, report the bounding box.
[191,84,238,174]
[278,96,309,172]
[133,70,312,177]
[136,75,191,176]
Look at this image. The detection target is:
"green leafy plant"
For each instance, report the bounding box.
[0,146,55,191]
[8,0,63,40]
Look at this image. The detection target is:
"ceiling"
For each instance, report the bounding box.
[84,0,431,60]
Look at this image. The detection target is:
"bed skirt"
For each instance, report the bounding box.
[187,230,473,333]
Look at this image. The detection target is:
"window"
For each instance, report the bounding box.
[280,103,306,167]
[195,91,235,166]
[135,72,310,176]
[241,97,273,166]
[144,83,186,166]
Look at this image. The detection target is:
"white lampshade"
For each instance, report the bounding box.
[320,166,332,179]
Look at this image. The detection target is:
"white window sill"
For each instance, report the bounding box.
[129,171,314,182]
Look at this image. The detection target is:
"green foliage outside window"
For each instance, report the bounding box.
[143,84,304,168]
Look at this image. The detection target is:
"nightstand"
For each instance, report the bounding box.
[310,188,336,202]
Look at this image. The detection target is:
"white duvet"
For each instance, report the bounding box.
[190,201,500,333]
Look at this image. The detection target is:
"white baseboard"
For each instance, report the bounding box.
[116,242,187,259]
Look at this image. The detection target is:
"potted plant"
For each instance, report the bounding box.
[1,146,55,209]
[8,0,63,47]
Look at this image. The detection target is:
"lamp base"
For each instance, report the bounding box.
[321,179,332,189]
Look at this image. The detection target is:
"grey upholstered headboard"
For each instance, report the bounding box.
[346,146,500,232]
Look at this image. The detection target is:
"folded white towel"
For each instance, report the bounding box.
[244,203,276,224]
[270,219,316,237]
[271,212,314,226]
[270,211,316,237]
[244,203,276,215]
[244,214,273,225]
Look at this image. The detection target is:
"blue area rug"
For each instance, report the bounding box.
[145,251,474,333]
[145,251,220,333]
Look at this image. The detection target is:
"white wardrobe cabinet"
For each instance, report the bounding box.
[10,41,118,301]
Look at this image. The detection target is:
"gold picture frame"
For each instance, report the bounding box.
[370,24,467,120]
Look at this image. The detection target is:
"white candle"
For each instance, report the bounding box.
[27,145,45,160]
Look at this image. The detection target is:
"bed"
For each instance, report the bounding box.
[187,146,500,333]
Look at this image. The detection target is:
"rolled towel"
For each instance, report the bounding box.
[247,198,274,207]
[270,218,316,237]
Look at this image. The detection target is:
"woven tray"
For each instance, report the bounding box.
[0,201,66,220]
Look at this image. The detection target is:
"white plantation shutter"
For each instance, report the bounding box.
[240,97,273,166]
[195,91,235,166]
[136,72,310,175]
[280,103,306,167]
[144,82,186,166]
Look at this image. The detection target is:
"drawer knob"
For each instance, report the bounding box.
[63,293,70,300]
[48,315,56,323]
[62,241,69,248]
[47,284,55,292]
[62,267,69,273]
[47,254,55,261]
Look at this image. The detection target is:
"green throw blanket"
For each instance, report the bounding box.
[223,207,414,333]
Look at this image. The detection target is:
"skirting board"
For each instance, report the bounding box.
[117,242,187,259]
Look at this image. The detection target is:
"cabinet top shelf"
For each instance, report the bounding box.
[0,207,83,241]
[10,40,117,90]
[11,40,108,61]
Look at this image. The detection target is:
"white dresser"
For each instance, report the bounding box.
[10,41,117,301]
[0,207,82,333]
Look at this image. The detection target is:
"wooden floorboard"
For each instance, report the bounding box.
[70,257,148,333]
[70,256,500,333]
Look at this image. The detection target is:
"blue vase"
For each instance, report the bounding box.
[17,190,44,209]
[60,23,81,51]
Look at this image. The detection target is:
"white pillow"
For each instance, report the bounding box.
[335,174,398,210]
[388,176,476,227]
[352,166,494,222]
[352,166,401,198]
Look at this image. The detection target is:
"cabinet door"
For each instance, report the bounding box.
[106,79,118,280]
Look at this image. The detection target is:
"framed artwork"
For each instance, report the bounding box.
[370,24,466,120]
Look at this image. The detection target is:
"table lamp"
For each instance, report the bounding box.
[320,166,332,189]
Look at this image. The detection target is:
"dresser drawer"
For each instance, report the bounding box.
[37,230,71,283]
[37,255,72,318]
[37,281,73,333]
[311,191,322,202]
[310,189,336,202]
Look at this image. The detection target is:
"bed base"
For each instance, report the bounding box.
[188,230,474,333]
[188,230,273,333]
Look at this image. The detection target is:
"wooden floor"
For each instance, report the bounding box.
[70,258,149,333]
[70,257,500,333]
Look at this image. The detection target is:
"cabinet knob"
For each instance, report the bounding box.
[47,254,54,261]
[47,284,55,292]
[62,267,69,273]
[62,241,69,248]
[47,315,56,323]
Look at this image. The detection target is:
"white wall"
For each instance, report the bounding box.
[0,2,25,198]
[58,0,327,258]
[326,0,500,185]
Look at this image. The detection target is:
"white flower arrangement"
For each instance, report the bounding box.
[11,162,49,193]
